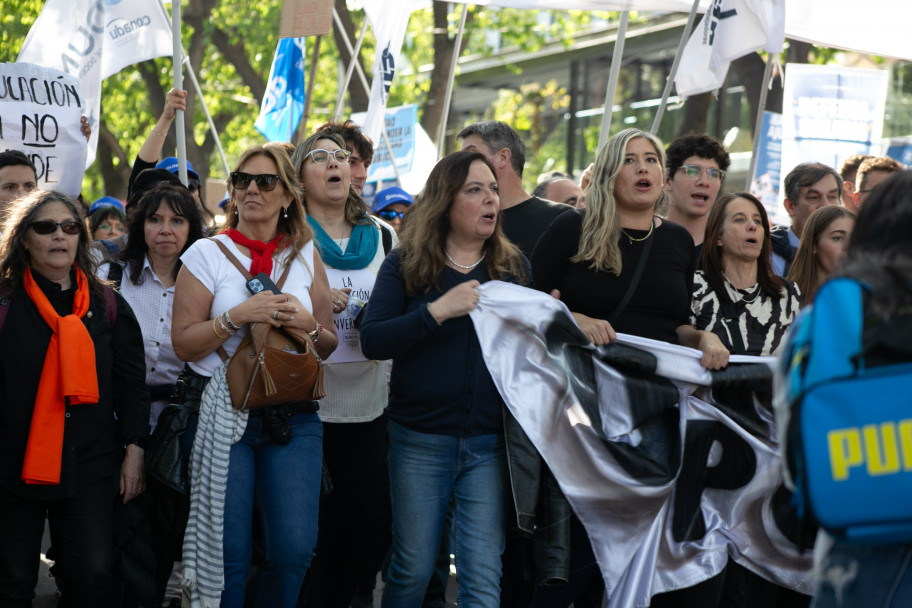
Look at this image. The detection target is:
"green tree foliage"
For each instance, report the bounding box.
[1,0,620,199]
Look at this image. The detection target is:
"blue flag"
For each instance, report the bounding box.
[255,37,306,142]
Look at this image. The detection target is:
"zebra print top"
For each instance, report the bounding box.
[690,271,802,356]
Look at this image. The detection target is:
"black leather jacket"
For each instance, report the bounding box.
[504,408,572,586]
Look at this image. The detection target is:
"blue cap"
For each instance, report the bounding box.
[155,157,199,181]
[89,196,125,215]
[371,187,414,214]
[218,192,230,210]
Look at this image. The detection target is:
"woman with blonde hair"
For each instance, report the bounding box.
[787,205,855,305]
[530,128,727,607]
[172,143,337,607]
[360,150,527,607]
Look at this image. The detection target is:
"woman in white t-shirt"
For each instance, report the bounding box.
[291,131,395,607]
[171,144,337,608]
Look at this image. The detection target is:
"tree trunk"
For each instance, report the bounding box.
[676,92,713,137]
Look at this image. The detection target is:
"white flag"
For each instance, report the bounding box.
[675,0,785,97]
[17,0,173,168]
[360,0,422,145]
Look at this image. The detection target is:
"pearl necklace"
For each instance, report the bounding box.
[445,249,486,270]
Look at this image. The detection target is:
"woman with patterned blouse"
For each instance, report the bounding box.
[692,192,802,357]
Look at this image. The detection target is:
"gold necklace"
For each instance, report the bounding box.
[620,219,655,244]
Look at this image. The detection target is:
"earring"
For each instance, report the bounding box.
[234,208,239,216]
[283,206,289,219]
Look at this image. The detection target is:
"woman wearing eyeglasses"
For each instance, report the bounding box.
[0,190,150,605]
[291,131,398,608]
[171,144,337,607]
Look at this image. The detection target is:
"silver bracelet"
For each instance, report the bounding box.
[217,314,236,335]
[223,310,241,331]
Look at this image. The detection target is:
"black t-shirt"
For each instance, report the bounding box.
[501,196,569,258]
[531,209,695,344]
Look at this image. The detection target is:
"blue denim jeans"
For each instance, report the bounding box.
[811,541,912,608]
[221,412,322,608]
[382,421,507,608]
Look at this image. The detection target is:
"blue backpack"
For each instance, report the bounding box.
[780,277,912,544]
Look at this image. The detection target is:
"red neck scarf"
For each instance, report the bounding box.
[225,229,285,276]
[22,267,99,485]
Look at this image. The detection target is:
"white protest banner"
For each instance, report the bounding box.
[17,0,172,168]
[0,63,87,196]
[779,64,888,202]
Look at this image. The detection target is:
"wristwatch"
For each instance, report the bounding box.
[308,322,322,344]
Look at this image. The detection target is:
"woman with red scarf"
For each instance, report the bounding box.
[0,190,150,605]
[171,144,336,607]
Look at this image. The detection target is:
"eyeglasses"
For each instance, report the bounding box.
[377,210,405,221]
[304,149,351,164]
[677,165,725,182]
[229,172,282,192]
[31,220,81,235]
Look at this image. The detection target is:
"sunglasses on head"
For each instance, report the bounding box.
[377,210,405,221]
[229,172,282,192]
[31,220,81,235]
[305,149,351,164]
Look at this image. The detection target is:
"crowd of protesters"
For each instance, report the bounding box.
[0,88,906,608]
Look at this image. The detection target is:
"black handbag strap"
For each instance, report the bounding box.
[608,226,655,325]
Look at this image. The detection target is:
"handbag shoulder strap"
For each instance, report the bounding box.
[211,236,294,289]
[607,226,655,325]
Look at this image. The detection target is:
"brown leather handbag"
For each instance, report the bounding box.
[212,239,325,410]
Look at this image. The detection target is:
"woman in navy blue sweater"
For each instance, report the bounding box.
[360,150,527,607]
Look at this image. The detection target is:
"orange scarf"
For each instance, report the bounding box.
[21,267,99,485]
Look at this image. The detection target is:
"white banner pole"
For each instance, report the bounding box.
[650,0,700,134]
[436,3,469,159]
[598,11,629,150]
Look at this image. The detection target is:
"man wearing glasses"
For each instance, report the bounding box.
[664,134,731,260]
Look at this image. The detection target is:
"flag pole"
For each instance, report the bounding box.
[172,0,188,186]
[436,3,469,160]
[158,1,230,177]
[333,18,369,122]
[299,35,322,145]
[332,8,401,184]
[650,0,701,135]
[598,11,629,151]
[745,54,775,191]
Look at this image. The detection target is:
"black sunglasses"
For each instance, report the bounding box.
[377,210,405,221]
[230,172,282,192]
[31,220,82,235]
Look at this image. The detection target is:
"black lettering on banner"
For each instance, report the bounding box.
[21,113,59,148]
[672,420,756,542]
[341,276,353,288]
